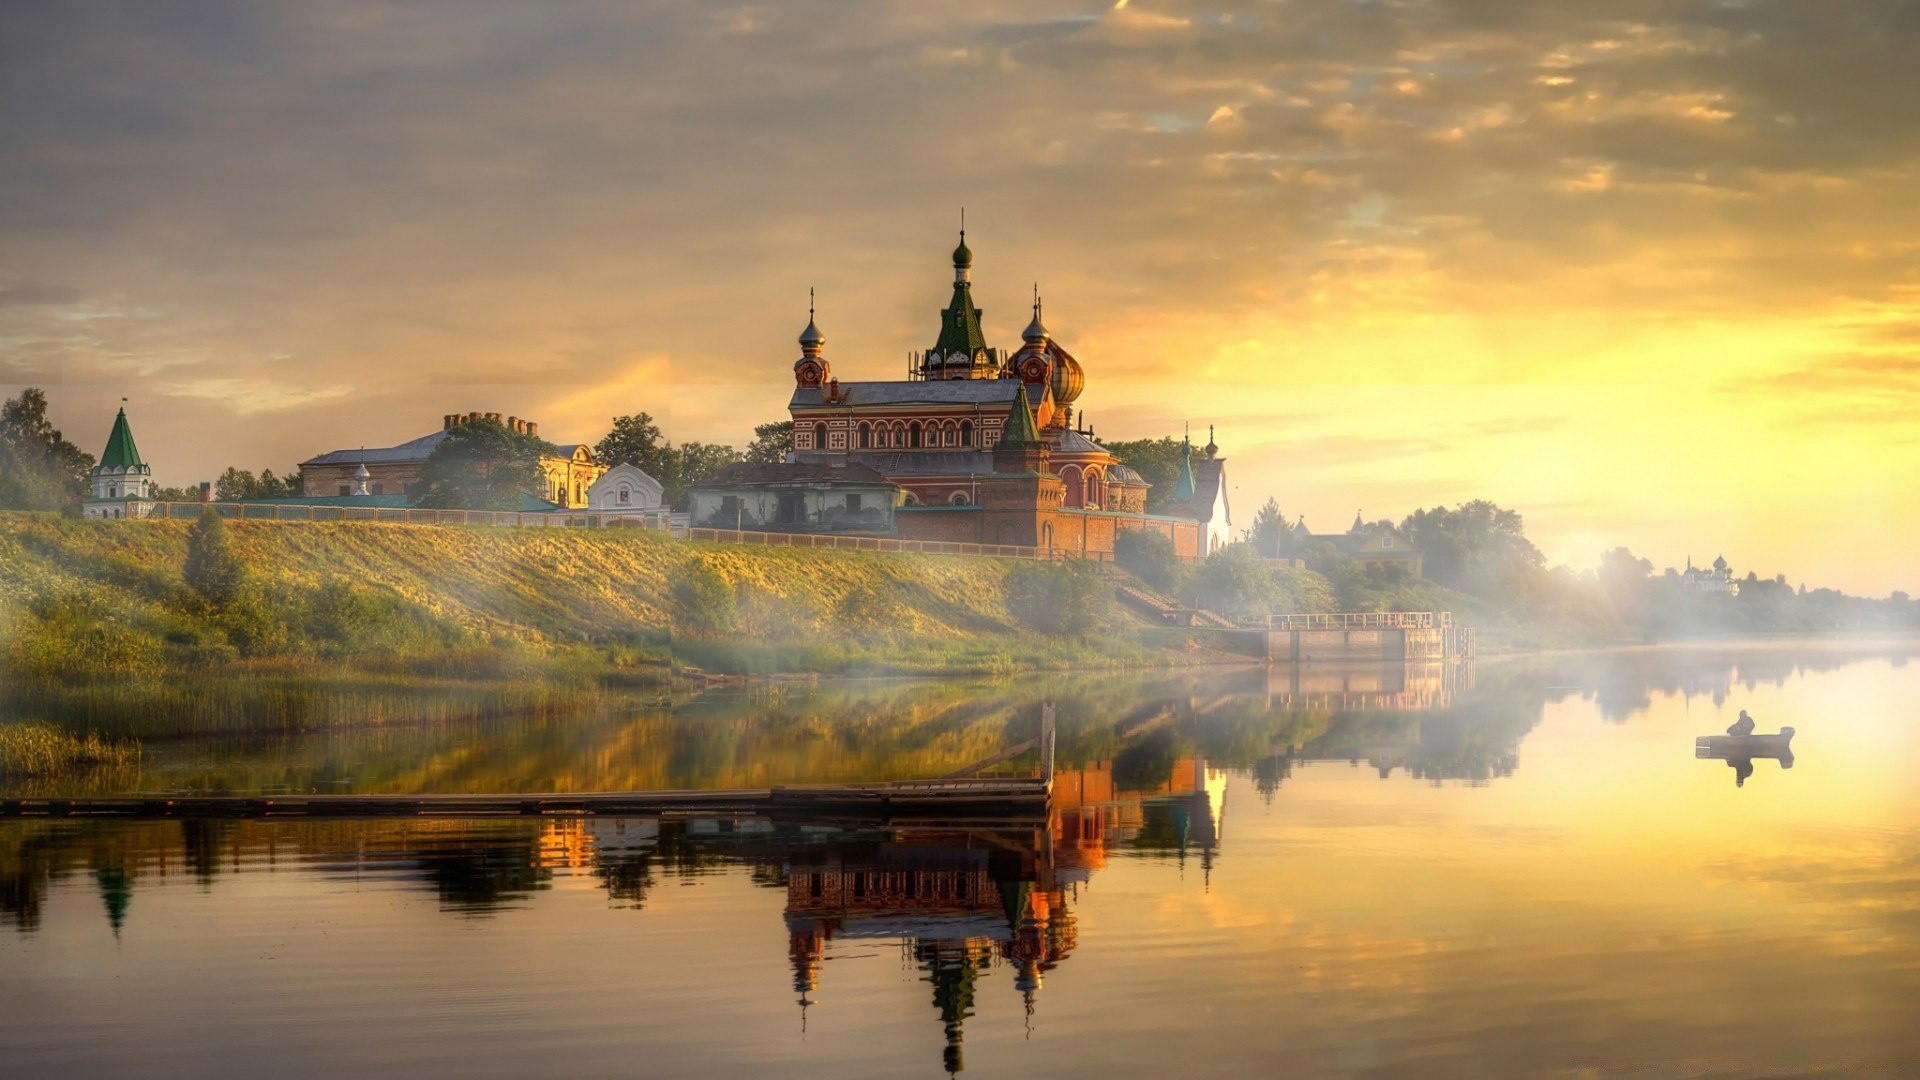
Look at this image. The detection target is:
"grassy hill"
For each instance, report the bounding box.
[0,514,1185,687]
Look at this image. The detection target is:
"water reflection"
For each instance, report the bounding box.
[1696,727,1797,787]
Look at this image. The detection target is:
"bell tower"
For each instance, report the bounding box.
[793,290,829,389]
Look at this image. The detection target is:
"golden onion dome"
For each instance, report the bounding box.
[1048,344,1085,405]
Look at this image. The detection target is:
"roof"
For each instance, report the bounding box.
[301,428,451,467]
[237,492,560,512]
[1191,457,1228,522]
[799,450,996,476]
[995,384,1042,447]
[1050,429,1109,456]
[693,462,896,490]
[1172,438,1196,502]
[95,408,145,472]
[1107,464,1147,485]
[790,380,1022,410]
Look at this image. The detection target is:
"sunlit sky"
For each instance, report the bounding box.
[3,1,1916,593]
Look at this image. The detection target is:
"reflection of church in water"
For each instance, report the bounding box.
[777,755,1226,1074]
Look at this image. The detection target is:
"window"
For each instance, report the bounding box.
[777,493,804,523]
[338,484,351,496]
[109,486,118,498]
[858,422,871,449]
[719,494,741,522]
[1382,536,1394,548]
[813,422,826,449]
[845,493,863,514]
[950,492,970,506]
[619,486,631,505]
[909,421,922,448]
[959,420,973,446]
[371,483,385,495]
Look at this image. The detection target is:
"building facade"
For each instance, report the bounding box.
[300,411,608,507]
[687,462,901,534]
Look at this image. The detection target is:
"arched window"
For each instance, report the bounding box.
[892,422,907,448]
[959,420,973,446]
[858,422,872,449]
[950,491,970,506]
[1084,472,1100,508]
[1042,523,1053,550]
[619,486,631,505]
[813,422,826,450]
[909,421,922,448]
[1060,466,1083,508]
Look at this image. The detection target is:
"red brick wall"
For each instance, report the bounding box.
[897,508,985,543]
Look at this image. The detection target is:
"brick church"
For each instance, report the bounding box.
[780,232,1220,557]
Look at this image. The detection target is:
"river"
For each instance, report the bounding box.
[3,641,1916,1077]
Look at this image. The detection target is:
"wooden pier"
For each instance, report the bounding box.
[2,709,1060,823]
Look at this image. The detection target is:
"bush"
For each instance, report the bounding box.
[672,559,737,635]
[1006,560,1112,636]
[1115,529,1184,593]
[183,509,245,606]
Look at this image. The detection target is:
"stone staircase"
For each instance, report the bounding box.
[1112,577,1238,629]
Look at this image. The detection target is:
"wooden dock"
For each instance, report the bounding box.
[0,776,1050,821]
[2,707,1060,823]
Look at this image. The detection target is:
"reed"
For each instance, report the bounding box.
[0,721,142,777]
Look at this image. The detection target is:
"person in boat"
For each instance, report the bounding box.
[1727,709,1756,737]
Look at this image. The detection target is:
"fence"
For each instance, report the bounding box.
[141,502,674,530]
[682,526,1114,562]
[1267,611,1455,631]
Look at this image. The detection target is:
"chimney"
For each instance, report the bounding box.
[486,411,503,423]
[444,414,456,429]
[466,411,480,424]
[525,421,539,438]
[198,481,212,504]
[508,416,521,433]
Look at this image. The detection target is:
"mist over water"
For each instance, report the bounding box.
[3,641,1916,1077]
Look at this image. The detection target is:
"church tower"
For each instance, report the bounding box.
[980,384,1065,548]
[83,404,155,520]
[792,290,829,390]
[919,225,1000,380]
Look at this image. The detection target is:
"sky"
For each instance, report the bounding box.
[2,0,1916,594]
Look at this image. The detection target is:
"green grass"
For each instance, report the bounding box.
[0,721,141,778]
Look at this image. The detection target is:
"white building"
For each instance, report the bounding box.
[586,462,666,517]
[83,406,158,520]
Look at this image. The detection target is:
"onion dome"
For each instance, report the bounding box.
[1022,290,1049,344]
[353,463,371,481]
[1204,424,1218,459]
[1048,342,1085,406]
[953,233,973,270]
[799,315,824,354]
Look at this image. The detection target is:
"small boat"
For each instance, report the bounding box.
[1695,726,1795,760]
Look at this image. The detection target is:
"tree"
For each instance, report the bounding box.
[1399,501,1545,598]
[415,418,555,510]
[1115,528,1183,593]
[1241,497,1288,558]
[594,414,740,509]
[1007,561,1112,635]
[1102,437,1184,511]
[184,508,245,606]
[215,467,300,501]
[0,388,94,510]
[744,421,793,464]
[595,413,669,477]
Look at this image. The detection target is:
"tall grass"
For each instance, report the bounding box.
[0,721,141,777]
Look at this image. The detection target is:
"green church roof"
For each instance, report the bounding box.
[1172,434,1196,502]
[995,384,1042,448]
[933,280,988,357]
[96,407,145,471]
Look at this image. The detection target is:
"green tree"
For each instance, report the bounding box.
[415,418,555,510]
[668,442,743,508]
[183,509,246,606]
[744,421,793,464]
[1241,497,1288,558]
[1399,501,1546,598]
[1007,561,1112,635]
[214,467,299,501]
[595,413,670,477]
[1102,437,1183,511]
[1115,528,1183,593]
[0,388,95,510]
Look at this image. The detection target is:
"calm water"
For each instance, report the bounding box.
[3,642,1917,1077]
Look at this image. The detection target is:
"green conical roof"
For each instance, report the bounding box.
[1173,434,1195,501]
[933,281,988,358]
[995,384,1042,448]
[97,407,145,471]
